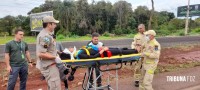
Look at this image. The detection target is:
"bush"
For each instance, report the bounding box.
[109,34,115,37]
[190,28,200,35]
[86,34,92,37]
[113,28,123,35]
[56,28,72,37]
[0,32,9,36]
[126,34,135,38]
[173,29,184,36]
[179,32,185,36]
[57,34,65,40]
[102,31,110,37]
[156,30,171,36]
[122,28,132,34]
[69,34,80,38]
[191,28,200,33]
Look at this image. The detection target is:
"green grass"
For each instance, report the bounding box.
[1,31,199,44]
[57,35,131,42]
[0,35,133,44]
[0,36,36,44]
[189,28,200,35]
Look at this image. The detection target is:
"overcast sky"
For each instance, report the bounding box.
[0,0,200,18]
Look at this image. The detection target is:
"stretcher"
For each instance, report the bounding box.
[62,53,141,66]
[62,53,141,90]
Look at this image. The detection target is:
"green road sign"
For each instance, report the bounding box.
[177,4,200,17]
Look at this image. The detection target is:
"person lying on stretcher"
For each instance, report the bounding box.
[60,45,141,60]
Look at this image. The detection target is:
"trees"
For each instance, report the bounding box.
[56,0,76,36]
[113,1,134,35]
[75,0,90,35]
[1,15,15,36]
[133,6,150,28]
[1,0,198,36]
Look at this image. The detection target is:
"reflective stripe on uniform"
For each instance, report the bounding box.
[144,52,150,56]
[147,69,154,74]
[149,40,155,45]
[145,60,155,64]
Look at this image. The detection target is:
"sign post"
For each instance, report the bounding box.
[185,0,190,35]
[177,4,200,17]
[177,3,200,35]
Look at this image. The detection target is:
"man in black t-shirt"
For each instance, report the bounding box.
[5,29,33,90]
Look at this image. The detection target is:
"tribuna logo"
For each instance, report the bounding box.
[166,76,195,82]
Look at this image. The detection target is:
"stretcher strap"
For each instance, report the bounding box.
[76,48,91,60]
[87,45,99,51]
[82,48,90,56]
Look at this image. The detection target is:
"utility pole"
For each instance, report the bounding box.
[185,0,190,35]
[148,0,154,30]
[119,1,122,29]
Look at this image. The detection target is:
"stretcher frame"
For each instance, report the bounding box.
[82,64,121,90]
[62,54,141,90]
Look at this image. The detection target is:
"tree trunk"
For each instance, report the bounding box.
[9,30,12,36]
[148,0,154,30]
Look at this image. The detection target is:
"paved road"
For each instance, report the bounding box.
[119,66,200,90]
[0,36,199,61]
[72,66,200,90]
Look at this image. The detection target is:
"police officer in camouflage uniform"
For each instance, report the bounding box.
[139,30,161,90]
[131,24,146,87]
[36,16,62,90]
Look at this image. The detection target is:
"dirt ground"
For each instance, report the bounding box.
[159,45,200,64]
[0,45,200,90]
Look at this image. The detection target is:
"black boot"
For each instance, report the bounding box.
[97,83,103,90]
[135,81,139,87]
[97,83,102,87]
[64,69,69,75]
[64,80,68,90]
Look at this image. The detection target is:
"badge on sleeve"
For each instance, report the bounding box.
[43,36,50,43]
[155,45,158,51]
[43,36,50,48]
